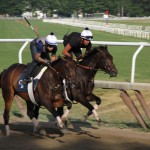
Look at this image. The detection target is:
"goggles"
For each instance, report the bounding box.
[81,36,93,40]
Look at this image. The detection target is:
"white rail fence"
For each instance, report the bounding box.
[0,39,150,89]
[43,19,150,40]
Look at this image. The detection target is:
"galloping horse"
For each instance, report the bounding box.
[58,45,118,126]
[0,57,76,136]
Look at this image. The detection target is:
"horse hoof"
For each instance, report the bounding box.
[33,127,46,136]
[55,122,64,129]
[98,119,104,126]
[39,129,46,136]
[5,125,10,136]
[61,128,69,134]
[67,123,74,130]
[82,115,88,122]
[64,120,74,130]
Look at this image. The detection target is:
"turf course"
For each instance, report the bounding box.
[0,19,150,83]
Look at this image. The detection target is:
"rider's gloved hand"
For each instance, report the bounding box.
[45,60,51,66]
[76,54,83,62]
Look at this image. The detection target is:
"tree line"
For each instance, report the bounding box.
[0,0,150,17]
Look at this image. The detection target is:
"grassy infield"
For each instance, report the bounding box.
[0,19,150,129]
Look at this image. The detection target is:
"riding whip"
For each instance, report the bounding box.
[24,17,39,37]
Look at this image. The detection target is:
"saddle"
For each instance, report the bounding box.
[17,64,47,92]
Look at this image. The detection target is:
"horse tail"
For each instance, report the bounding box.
[0,69,6,88]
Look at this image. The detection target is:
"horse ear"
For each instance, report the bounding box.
[105,45,107,49]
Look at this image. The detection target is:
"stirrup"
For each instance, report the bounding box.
[21,77,32,84]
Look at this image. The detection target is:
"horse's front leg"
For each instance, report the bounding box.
[76,95,101,125]
[59,100,74,129]
[44,102,64,129]
[84,93,102,120]
[26,101,46,135]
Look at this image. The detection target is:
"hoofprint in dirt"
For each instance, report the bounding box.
[0,118,150,150]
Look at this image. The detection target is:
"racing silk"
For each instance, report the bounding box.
[63,32,92,52]
[33,37,57,61]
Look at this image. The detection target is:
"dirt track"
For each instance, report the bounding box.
[1,90,150,150]
[0,119,150,150]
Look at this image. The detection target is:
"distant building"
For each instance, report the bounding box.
[22,11,46,19]
[22,11,32,18]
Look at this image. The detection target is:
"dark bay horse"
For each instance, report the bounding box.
[0,57,76,136]
[58,45,118,126]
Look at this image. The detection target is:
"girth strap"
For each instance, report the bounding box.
[28,66,48,105]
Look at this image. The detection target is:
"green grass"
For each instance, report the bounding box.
[0,19,149,83]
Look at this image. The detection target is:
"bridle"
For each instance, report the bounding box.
[77,64,98,71]
[76,50,114,74]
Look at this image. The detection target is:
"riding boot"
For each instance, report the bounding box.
[21,61,38,84]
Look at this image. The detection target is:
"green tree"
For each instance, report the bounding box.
[0,0,150,17]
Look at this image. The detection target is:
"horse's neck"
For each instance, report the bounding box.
[79,62,97,80]
[52,61,65,77]
[80,55,98,79]
[82,53,98,68]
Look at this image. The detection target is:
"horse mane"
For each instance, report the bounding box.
[52,56,73,65]
[84,45,107,59]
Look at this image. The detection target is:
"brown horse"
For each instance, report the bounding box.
[0,57,77,136]
[57,45,118,127]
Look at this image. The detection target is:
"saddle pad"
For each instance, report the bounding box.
[17,66,47,93]
[17,75,28,92]
[28,66,48,105]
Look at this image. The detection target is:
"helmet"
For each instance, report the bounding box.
[45,32,57,45]
[81,27,93,40]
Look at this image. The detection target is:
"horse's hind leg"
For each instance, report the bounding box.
[2,89,14,136]
[26,101,46,135]
[15,96,27,118]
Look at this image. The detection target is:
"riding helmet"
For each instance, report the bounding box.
[45,32,57,45]
[81,27,93,40]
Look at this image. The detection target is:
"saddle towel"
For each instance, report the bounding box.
[18,66,48,105]
[28,66,48,105]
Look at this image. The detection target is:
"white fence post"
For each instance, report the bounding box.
[131,45,144,83]
[18,41,29,64]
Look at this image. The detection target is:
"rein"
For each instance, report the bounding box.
[77,64,99,71]
[47,65,64,79]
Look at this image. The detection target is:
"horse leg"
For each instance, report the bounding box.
[2,89,14,136]
[26,101,46,135]
[15,96,27,118]
[85,93,102,120]
[44,102,64,129]
[76,95,101,125]
[59,100,74,129]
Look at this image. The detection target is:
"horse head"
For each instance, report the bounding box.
[95,45,118,77]
[82,45,118,77]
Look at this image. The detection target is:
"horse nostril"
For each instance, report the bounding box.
[110,70,118,77]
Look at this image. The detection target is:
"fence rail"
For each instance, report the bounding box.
[43,19,150,40]
[0,39,150,89]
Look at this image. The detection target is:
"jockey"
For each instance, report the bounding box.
[21,32,58,84]
[62,27,93,61]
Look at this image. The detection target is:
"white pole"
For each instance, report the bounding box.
[18,41,29,64]
[131,45,144,83]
